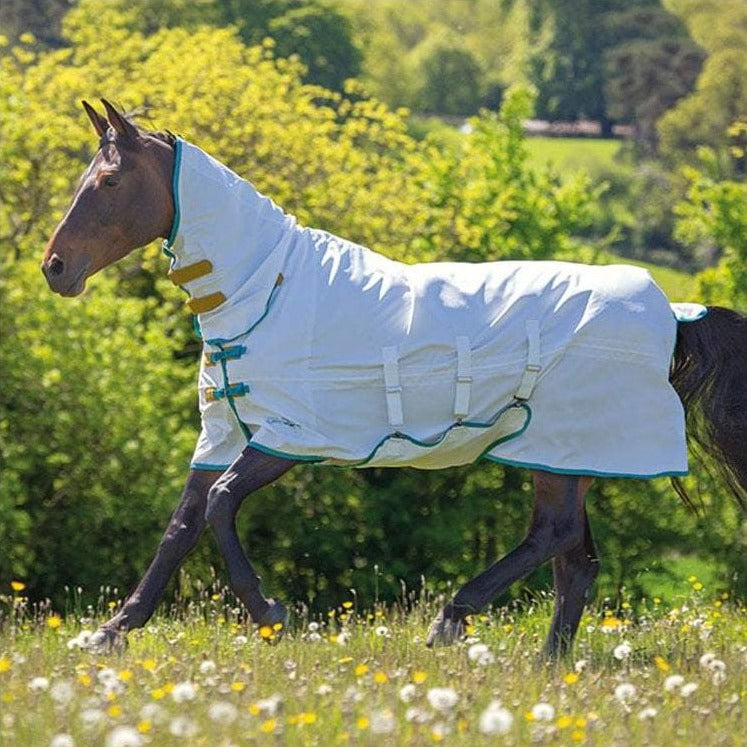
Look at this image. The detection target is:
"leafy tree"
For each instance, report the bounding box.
[603,7,704,153]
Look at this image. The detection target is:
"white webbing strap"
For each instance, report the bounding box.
[382,345,404,427]
[514,319,541,401]
[454,335,472,419]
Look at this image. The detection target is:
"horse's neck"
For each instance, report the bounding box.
[165,140,299,340]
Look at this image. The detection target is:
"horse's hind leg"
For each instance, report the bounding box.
[426,471,591,650]
[205,446,297,634]
[89,468,221,652]
[543,504,598,657]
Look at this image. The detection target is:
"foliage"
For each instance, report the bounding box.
[658,0,747,163]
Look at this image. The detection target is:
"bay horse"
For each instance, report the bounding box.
[42,100,747,656]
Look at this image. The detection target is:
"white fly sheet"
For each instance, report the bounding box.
[164,140,688,478]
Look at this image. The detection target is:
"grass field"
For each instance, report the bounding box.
[525,136,622,175]
[2,584,746,746]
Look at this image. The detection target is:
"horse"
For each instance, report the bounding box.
[42,99,747,656]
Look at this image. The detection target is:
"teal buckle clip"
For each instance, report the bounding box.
[203,345,246,366]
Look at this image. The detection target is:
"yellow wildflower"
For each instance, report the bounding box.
[248,704,260,716]
[107,704,123,718]
[10,581,25,592]
[0,658,11,673]
[354,664,369,677]
[571,729,586,742]
[119,669,133,682]
[564,672,579,685]
[557,715,573,730]
[342,601,354,610]
[151,688,166,700]
[78,673,92,687]
[258,626,273,639]
[141,659,156,672]
[373,671,388,684]
[356,716,369,730]
[412,670,427,684]
[47,615,62,629]
[137,721,151,733]
[260,718,276,733]
[654,656,670,671]
[231,681,246,692]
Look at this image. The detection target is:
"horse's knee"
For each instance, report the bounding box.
[205,481,236,528]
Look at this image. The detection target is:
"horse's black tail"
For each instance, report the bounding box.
[670,306,747,511]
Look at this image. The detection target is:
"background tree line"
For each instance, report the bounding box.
[1,0,747,614]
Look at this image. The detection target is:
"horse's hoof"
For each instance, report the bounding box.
[86,627,128,654]
[426,610,466,648]
[256,599,289,644]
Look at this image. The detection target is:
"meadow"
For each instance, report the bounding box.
[2,581,746,746]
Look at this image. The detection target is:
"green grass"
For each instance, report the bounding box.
[525,136,622,175]
[1,586,745,746]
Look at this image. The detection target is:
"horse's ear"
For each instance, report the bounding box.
[82,100,109,138]
[100,98,139,141]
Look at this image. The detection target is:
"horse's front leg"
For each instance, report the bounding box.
[426,471,591,650]
[205,446,298,634]
[89,468,222,652]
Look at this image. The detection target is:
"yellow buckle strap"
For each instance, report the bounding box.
[168,259,213,285]
[186,292,226,314]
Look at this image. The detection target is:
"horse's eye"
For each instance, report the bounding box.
[103,175,118,187]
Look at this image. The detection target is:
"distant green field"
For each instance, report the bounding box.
[525,136,622,174]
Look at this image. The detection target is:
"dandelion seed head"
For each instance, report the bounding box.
[138,703,166,724]
[171,681,197,703]
[479,700,513,735]
[399,683,417,703]
[28,676,50,693]
[208,701,238,723]
[50,680,74,706]
[467,643,495,665]
[104,726,142,747]
[255,693,283,716]
[531,702,555,721]
[370,709,396,734]
[613,642,632,660]
[375,625,390,637]
[681,682,698,698]
[614,682,637,703]
[664,674,685,692]
[169,716,197,738]
[638,707,658,720]
[405,706,432,724]
[50,735,75,747]
[80,708,105,728]
[199,660,216,675]
[426,687,459,712]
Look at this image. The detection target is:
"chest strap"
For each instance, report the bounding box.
[382,345,404,427]
[514,319,542,401]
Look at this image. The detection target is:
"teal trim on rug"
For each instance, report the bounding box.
[164,137,183,252]
[247,441,327,463]
[204,275,284,347]
[191,462,230,471]
[482,453,689,479]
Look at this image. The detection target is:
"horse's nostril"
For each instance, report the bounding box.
[48,255,65,276]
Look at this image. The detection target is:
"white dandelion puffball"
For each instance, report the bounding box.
[50,735,75,747]
[614,682,637,703]
[405,706,432,724]
[199,660,217,675]
[104,726,143,747]
[426,687,459,712]
[375,625,391,637]
[531,702,556,721]
[664,674,685,692]
[139,703,167,724]
[680,682,699,698]
[208,701,238,724]
[699,652,716,669]
[370,709,396,734]
[28,676,50,693]
[316,683,333,696]
[171,681,197,703]
[467,643,496,665]
[479,701,513,735]
[79,709,105,728]
[613,642,632,660]
[169,717,197,738]
[399,683,417,703]
[638,707,658,720]
[255,693,283,716]
[50,680,74,706]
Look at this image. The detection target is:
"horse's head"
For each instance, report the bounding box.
[42,99,175,296]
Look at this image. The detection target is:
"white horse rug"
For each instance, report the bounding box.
[163,139,689,478]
